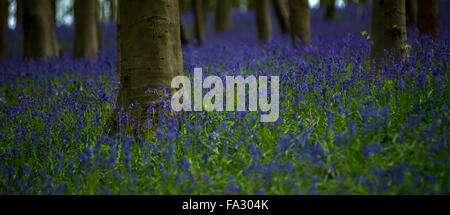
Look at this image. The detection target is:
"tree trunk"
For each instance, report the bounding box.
[115,0,183,126]
[370,0,407,63]
[418,0,439,38]
[289,0,311,46]
[109,0,117,21]
[50,0,61,57]
[356,0,370,21]
[116,0,121,74]
[324,0,336,20]
[180,0,190,12]
[74,0,99,59]
[256,0,272,42]
[180,19,191,44]
[406,0,417,27]
[192,0,205,45]
[248,0,255,11]
[214,0,232,33]
[202,0,210,18]
[0,0,8,28]
[272,0,289,34]
[23,0,58,59]
[99,1,106,22]
[179,0,191,44]
[16,0,23,26]
[0,0,6,57]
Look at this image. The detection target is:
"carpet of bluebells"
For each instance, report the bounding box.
[0,4,449,194]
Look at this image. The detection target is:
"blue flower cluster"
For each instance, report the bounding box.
[0,3,448,194]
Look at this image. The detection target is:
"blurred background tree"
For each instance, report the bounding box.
[370,0,406,64]
[192,0,205,45]
[22,0,60,59]
[406,0,417,27]
[214,0,232,32]
[111,0,183,130]
[256,0,272,42]
[0,0,7,57]
[324,0,336,20]
[418,0,440,38]
[0,0,443,60]
[108,0,117,21]
[289,0,311,45]
[180,0,192,44]
[73,0,99,59]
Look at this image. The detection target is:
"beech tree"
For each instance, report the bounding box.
[23,0,60,59]
[355,0,370,21]
[319,0,326,7]
[324,0,336,20]
[406,0,417,27]
[109,0,117,21]
[74,0,99,59]
[192,0,205,45]
[289,0,311,46]
[370,0,407,63]
[418,0,440,38]
[0,0,6,57]
[113,0,183,128]
[272,0,289,34]
[256,0,272,42]
[202,0,211,21]
[179,0,191,44]
[214,0,232,33]
[50,0,61,56]
[0,0,8,28]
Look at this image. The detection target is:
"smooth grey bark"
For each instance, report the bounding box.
[289,0,311,46]
[214,0,232,33]
[370,0,407,63]
[192,0,205,45]
[324,0,336,20]
[115,0,183,127]
[418,0,440,38]
[74,0,99,59]
[23,0,59,59]
[406,0,418,27]
[256,0,272,42]
[272,0,290,34]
